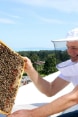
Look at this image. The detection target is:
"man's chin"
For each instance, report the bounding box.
[71,57,78,62]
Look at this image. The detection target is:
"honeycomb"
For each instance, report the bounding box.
[0,40,24,115]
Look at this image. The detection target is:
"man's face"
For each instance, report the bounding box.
[66,41,78,62]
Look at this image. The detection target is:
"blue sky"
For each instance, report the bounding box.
[1,0,78,51]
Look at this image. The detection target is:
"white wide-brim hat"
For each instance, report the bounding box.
[52,28,78,77]
[51,28,78,51]
[51,28,78,42]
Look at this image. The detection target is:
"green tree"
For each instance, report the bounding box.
[43,54,57,75]
[29,53,39,70]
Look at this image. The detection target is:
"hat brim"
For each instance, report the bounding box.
[51,37,78,42]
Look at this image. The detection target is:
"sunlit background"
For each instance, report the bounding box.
[0,0,78,51]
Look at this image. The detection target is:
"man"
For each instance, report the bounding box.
[8,28,78,117]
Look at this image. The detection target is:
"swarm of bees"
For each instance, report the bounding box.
[0,41,24,115]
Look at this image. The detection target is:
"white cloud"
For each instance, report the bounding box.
[10,15,20,19]
[37,15,65,24]
[37,15,78,25]
[0,11,20,24]
[0,18,15,24]
[0,11,20,19]
[12,0,78,13]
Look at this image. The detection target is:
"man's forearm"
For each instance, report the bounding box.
[30,90,78,117]
[27,67,51,96]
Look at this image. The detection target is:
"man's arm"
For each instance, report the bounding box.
[23,57,69,96]
[30,86,78,117]
[8,86,78,117]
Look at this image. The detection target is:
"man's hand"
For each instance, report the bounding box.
[23,57,34,74]
[8,110,33,117]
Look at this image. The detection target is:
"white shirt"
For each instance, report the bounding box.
[56,59,78,86]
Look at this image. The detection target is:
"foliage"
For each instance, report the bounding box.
[43,54,57,75]
[17,50,69,76]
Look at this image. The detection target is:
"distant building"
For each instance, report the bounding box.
[35,61,45,65]
[20,76,31,86]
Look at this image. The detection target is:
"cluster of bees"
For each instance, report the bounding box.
[0,41,24,115]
